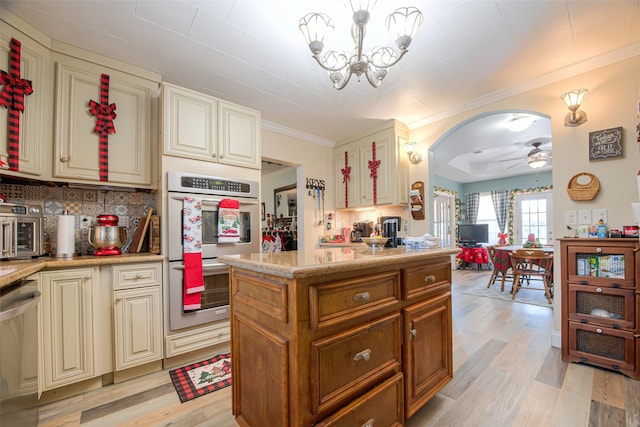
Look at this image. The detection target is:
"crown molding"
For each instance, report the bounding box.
[261,120,336,148]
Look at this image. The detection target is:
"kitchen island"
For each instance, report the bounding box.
[219,246,459,427]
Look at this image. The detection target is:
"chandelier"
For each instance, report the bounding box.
[299,1,423,90]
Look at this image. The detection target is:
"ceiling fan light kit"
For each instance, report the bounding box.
[299,1,423,90]
[526,141,551,168]
[561,88,589,127]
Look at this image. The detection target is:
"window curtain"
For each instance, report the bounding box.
[466,193,479,224]
[490,190,509,233]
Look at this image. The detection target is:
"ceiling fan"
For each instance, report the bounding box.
[496,138,552,169]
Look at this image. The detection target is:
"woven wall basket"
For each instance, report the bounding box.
[567,172,600,201]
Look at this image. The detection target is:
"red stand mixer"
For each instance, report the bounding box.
[89,214,127,256]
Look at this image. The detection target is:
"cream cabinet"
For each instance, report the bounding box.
[161,82,261,169]
[111,262,163,371]
[52,47,160,188]
[39,267,96,390]
[0,15,53,179]
[334,120,410,209]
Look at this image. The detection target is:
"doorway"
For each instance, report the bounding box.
[513,191,553,245]
[433,191,455,248]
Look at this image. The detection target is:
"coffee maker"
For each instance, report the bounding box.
[351,221,374,242]
[380,216,401,247]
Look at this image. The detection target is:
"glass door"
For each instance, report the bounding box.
[433,191,455,248]
[513,191,553,245]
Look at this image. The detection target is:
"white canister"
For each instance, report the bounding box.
[56,212,75,258]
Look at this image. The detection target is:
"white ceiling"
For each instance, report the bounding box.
[3,0,640,182]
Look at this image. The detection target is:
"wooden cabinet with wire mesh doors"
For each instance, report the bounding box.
[560,238,640,379]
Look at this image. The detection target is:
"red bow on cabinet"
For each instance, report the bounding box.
[88,73,116,181]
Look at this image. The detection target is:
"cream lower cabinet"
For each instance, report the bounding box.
[161,82,261,169]
[112,262,163,371]
[39,267,96,391]
[0,14,53,179]
[334,120,410,208]
[52,47,160,189]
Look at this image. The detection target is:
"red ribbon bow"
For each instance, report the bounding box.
[497,232,508,244]
[341,166,351,183]
[89,100,117,134]
[0,71,33,111]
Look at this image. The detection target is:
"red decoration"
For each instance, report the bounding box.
[368,141,381,205]
[89,73,116,181]
[497,232,508,245]
[341,151,351,207]
[0,38,33,171]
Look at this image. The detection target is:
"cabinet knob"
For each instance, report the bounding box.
[424,275,436,283]
[409,328,417,338]
[596,247,602,252]
[353,348,371,362]
[353,292,370,302]
[60,156,71,163]
[596,328,603,334]
[596,288,602,293]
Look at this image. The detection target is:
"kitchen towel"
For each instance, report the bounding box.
[218,199,240,243]
[56,213,75,258]
[183,196,204,311]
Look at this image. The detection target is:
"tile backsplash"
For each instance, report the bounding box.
[1,183,154,255]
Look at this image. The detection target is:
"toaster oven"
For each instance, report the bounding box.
[0,203,44,259]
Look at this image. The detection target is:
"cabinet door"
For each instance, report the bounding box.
[334,147,361,209]
[567,245,635,288]
[40,268,95,390]
[0,25,52,178]
[402,291,452,418]
[217,100,260,169]
[53,54,156,187]
[360,136,393,205]
[162,82,217,161]
[113,286,163,370]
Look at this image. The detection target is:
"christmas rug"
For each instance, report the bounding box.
[169,353,232,403]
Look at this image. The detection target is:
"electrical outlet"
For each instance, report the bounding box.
[80,216,93,230]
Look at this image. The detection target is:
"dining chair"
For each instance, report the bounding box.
[509,249,553,304]
[486,245,512,291]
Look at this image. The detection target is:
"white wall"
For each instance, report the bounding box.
[407,55,640,346]
[261,128,335,253]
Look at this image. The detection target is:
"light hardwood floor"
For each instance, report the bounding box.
[36,267,640,427]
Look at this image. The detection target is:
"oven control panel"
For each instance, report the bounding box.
[168,171,259,198]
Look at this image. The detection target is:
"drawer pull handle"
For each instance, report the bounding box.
[353,292,370,302]
[361,419,374,427]
[596,328,603,334]
[424,275,436,283]
[596,288,602,293]
[354,349,372,362]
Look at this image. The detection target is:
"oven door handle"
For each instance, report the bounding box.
[170,194,260,206]
[172,262,229,274]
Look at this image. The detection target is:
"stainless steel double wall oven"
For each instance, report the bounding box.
[167,171,260,330]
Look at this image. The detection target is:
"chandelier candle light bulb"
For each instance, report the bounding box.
[299,1,422,89]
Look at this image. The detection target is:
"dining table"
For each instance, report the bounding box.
[490,245,554,289]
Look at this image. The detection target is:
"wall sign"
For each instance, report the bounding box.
[589,126,623,160]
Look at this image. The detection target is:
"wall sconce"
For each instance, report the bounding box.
[404,141,422,164]
[561,88,588,127]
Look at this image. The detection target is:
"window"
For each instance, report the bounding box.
[476,194,499,245]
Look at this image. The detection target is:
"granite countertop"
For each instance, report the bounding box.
[0,253,165,290]
[219,246,460,279]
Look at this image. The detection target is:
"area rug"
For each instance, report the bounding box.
[461,283,553,308]
[169,353,232,403]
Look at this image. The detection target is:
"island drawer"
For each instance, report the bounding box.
[402,261,451,301]
[310,313,401,415]
[315,372,404,427]
[309,271,400,330]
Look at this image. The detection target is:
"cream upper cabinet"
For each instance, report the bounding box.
[0,16,52,179]
[161,82,261,169]
[217,99,260,169]
[334,120,410,209]
[162,82,217,160]
[52,47,160,189]
[39,267,96,391]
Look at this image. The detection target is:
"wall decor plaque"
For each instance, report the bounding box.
[589,126,623,160]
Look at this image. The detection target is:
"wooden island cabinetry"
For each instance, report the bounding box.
[560,238,640,379]
[220,247,457,427]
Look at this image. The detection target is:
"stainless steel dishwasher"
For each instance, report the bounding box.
[0,278,40,426]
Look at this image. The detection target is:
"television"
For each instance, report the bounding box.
[458,224,489,246]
